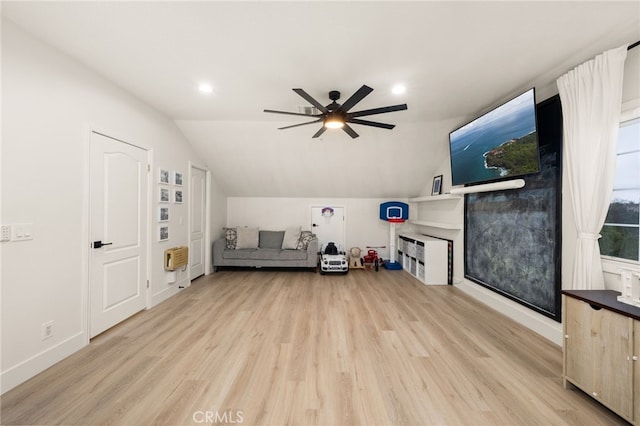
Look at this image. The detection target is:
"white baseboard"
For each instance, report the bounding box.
[1,332,87,394]
[457,280,563,346]
[3,281,189,394]
[150,279,187,307]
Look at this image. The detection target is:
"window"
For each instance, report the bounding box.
[601,117,640,261]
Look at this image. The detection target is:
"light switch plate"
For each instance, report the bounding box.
[0,225,10,242]
[12,223,33,241]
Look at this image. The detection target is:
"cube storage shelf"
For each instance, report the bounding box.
[398,232,448,285]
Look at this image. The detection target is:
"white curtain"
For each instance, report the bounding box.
[557,44,628,290]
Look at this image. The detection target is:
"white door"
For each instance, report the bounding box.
[311,206,345,252]
[190,166,206,279]
[90,132,148,338]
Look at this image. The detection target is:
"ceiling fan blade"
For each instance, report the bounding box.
[342,123,360,139]
[293,89,329,113]
[264,109,321,117]
[278,119,322,130]
[312,126,327,138]
[350,104,408,118]
[339,85,373,112]
[348,118,396,129]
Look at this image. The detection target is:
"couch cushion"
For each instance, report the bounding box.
[282,226,301,249]
[250,248,308,261]
[259,230,284,249]
[236,227,259,249]
[222,249,257,260]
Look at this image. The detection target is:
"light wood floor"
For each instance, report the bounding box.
[1,269,628,425]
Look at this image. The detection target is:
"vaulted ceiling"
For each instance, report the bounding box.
[3,1,639,198]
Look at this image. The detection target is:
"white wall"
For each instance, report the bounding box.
[599,47,640,290]
[408,99,564,345]
[410,44,640,347]
[175,119,458,200]
[226,197,411,259]
[0,19,225,393]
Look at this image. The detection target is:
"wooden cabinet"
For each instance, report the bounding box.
[563,290,639,424]
[397,233,448,285]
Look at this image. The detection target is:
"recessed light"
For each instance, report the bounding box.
[392,84,406,95]
[198,83,213,94]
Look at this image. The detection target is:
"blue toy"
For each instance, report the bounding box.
[379,201,408,270]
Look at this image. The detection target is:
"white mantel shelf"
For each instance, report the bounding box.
[449,179,526,195]
[408,220,462,230]
[408,194,462,203]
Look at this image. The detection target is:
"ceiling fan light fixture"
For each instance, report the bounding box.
[264,85,408,138]
[324,117,344,129]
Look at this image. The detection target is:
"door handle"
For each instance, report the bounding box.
[312,223,318,227]
[93,240,113,249]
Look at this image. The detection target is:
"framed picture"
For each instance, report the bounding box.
[174,189,183,204]
[159,169,170,184]
[158,206,169,222]
[159,187,170,203]
[158,226,169,242]
[431,175,443,195]
[173,171,183,186]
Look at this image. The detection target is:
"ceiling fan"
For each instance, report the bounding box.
[264,85,408,139]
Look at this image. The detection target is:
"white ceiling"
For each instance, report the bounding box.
[3,1,639,198]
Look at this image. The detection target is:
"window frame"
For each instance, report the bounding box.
[601,101,640,267]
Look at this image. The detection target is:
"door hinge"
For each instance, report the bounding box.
[147,164,151,173]
[147,280,150,288]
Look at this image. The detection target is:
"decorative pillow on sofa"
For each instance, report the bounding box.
[282,226,301,249]
[224,227,237,249]
[296,231,316,250]
[236,226,259,249]
[259,230,285,249]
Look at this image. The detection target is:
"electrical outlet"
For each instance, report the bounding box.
[1,225,11,242]
[42,321,54,340]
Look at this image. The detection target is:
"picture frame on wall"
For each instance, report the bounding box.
[159,187,170,203]
[158,206,169,222]
[159,226,169,242]
[173,171,183,186]
[174,189,183,204]
[159,168,170,184]
[431,175,443,196]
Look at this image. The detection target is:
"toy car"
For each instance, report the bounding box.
[363,248,382,271]
[319,242,349,274]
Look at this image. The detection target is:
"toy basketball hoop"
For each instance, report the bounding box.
[379,202,408,270]
[387,218,405,223]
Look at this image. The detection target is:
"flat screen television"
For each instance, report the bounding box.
[449,88,540,187]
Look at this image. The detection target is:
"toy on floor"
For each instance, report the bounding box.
[379,201,408,270]
[348,247,364,269]
[319,242,348,274]
[363,247,384,271]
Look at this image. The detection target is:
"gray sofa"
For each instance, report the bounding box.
[212,229,318,272]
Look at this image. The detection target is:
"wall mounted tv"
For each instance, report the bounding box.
[449,88,541,187]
